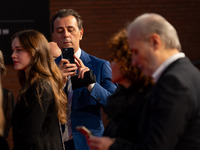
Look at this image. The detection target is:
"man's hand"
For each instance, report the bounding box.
[74,55,90,79]
[87,136,115,150]
[58,58,77,83]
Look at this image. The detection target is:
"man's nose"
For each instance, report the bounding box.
[63,29,70,37]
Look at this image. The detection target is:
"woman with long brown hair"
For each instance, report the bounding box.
[11,29,67,150]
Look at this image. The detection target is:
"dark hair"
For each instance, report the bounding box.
[50,9,83,33]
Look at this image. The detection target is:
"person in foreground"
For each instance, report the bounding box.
[87,29,153,150]
[89,13,200,150]
[126,13,200,150]
[11,29,67,150]
[50,9,117,150]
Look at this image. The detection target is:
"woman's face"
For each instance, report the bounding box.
[110,60,124,84]
[11,37,32,70]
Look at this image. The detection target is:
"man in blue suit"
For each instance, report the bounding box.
[50,9,117,150]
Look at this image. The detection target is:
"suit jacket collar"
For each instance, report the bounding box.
[73,49,91,99]
[156,57,190,84]
[153,52,185,82]
[80,49,92,69]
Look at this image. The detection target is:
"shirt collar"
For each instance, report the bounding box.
[152,52,185,82]
[75,48,81,59]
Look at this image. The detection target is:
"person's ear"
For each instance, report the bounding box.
[79,28,84,40]
[149,33,161,50]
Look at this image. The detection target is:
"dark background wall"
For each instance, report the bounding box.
[1,0,200,148]
[0,0,50,64]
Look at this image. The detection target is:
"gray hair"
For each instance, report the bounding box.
[127,13,181,51]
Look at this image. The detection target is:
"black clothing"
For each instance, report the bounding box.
[2,88,15,138]
[108,57,200,150]
[104,84,151,148]
[12,80,63,150]
[0,136,9,150]
[64,139,75,150]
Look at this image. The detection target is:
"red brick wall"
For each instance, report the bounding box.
[49,0,200,61]
[2,0,200,148]
[4,0,200,104]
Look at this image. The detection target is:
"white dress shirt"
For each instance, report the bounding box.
[62,48,81,141]
[62,48,95,141]
[152,52,185,83]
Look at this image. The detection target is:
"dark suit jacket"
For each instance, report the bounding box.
[110,57,200,150]
[104,84,151,143]
[71,50,117,150]
[12,80,63,150]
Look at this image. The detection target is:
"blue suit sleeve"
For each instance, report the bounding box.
[90,61,117,107]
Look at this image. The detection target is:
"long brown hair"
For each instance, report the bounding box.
[11,30,67,124]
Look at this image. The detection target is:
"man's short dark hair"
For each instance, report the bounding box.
[50,9,83,33]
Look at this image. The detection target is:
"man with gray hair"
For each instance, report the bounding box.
[126,13,200,150]
[87,13,200,150]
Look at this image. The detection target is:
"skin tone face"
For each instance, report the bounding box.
[51,15,90,83]
[52,15,83,53]
[110,60,131,88]
[11,37,32,70]
[110,61,124,84]
[128,36,155,77]
[49,42,62,59]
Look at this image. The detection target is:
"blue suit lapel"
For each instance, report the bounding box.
[80,50,92,69]
[72,50,92,106]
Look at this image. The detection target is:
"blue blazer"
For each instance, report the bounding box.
[71,50,117,150]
